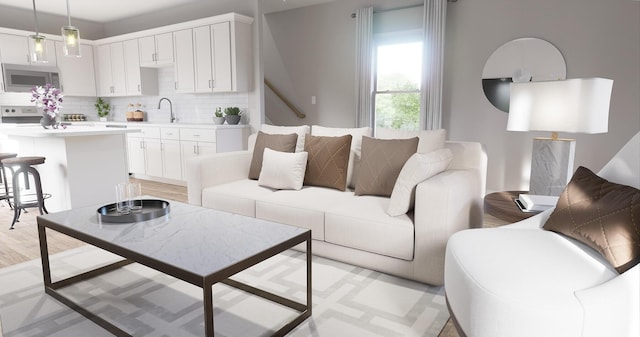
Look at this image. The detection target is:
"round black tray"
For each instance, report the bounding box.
[97,199,170,223]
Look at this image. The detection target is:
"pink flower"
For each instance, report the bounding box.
[31,83,64,118]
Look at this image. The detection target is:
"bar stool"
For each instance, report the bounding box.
[0,153,17,208]
[1,156,48,229]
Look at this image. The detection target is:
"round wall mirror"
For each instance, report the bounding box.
[482,38,566,112]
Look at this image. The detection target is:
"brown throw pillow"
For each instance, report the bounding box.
[304,134,352,191]
[543,166,640,274]
[248,131,298,180]
[355,136,419,197]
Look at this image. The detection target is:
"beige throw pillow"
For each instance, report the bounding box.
[260,124,310,152]
[387,149,453,216]
[303,134,352,191]
[376,128,446,154]
[258,148,308,190]
[543,166,640,274]
[355,136,419,197]
[248,131,298,180]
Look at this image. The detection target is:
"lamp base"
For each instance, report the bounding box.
[530,137,575,196]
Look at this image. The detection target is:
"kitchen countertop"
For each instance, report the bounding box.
[69,121,251,129]
[0,124,142,138]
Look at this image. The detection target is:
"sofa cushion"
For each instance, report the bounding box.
[324,194,414,260]
[304,134,352,191]
[445,228,618,337]
[355,136,418,197]
[202,179,275,217]
[387,148,453,216]
[543,166,640,273]
[248,131,298,180]
[376,128,446,154]
[311,125,372,188]
[258,148,308,190]
[260,124,310,153]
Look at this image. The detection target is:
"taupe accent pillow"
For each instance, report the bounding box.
[303,134,352,191]
[355,136,419,197]
[543,166,640,274]
[248,131,298,180]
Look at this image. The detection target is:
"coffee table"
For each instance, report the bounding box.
[36,199,312,337]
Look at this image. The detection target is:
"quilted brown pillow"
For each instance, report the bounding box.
[355,136,419,197]
[248,131,298,180]
[303,134,352,191]
[543,166,640,273]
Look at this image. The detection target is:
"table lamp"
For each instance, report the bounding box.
[507,77,613,196]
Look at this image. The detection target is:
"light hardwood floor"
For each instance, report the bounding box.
[0,178,505,337]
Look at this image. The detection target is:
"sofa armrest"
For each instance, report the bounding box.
[186,151,252,206]
[575,264,639,337]
[413,168,483,285]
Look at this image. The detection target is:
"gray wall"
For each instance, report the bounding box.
[263,0,640,192]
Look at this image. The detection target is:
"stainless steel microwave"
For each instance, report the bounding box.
[2,64,60,92]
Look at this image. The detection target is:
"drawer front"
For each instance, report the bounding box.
[180,128,216,143]
[160,128,180,140]
[131,126,161,138]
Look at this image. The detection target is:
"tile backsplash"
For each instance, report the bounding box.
[64,67,249,124]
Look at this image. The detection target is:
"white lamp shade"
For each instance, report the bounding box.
[507,78,613,134]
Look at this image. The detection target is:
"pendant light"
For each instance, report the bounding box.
[29,0,48,63]
[61,0,81,57]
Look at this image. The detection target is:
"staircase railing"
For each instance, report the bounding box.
[264,79,306,119]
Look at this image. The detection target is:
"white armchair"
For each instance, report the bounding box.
[444,132,640,337]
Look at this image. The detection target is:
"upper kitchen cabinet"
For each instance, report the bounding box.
[193,19,252,93]
[95,42,127,96]
[139,33,173,67]
[173,29,195,93]
[0,33,56,67]
[55,42,96,97]
[123,39,158,96]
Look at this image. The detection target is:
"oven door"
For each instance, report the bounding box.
[1,116,42,124]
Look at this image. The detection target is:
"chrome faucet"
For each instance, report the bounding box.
[158,97,175,123]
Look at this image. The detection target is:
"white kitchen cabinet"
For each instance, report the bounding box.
[193,20,251,93]
[144,138,164,178]
[173,29,195,93]
[127,126,184,181]
[95,42,126,96]
[179,128,217,179]
[123,39,158,96]
[139,33,173,67]
[161,140,182,180]
[127,137,146,174]
[0,33,56,66]
[55,42,97,96]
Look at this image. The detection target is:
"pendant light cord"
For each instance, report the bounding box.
[66,0,72,26]
[32,0,40,35]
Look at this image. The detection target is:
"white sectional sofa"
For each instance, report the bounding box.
[187,126,487,285]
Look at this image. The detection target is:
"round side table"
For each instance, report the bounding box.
[484,191,539,224]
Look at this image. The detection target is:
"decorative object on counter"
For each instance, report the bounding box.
[95,97,110,122]
[213,107,225,124]
[63,114,86,122]
[31,84,64,129]
[126,103,145,122]
[224,106,242,125]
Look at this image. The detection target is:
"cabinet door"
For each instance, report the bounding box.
[180,140,198,180]
[110,42,126,95]
[55,42,97,96]
[127,137,146,174]
[193,26,213,93]
[211,21,232,92]
[0,34,29,65]
[95,44,113,96]
[155,32,174,66]
[197,141,218,156]
[123,39,142,95]
[144,138,164,178]
[162,140,182,180]
[138,36,156,66]
[173,29,195,93]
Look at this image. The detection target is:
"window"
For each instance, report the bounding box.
[373,40,422,133]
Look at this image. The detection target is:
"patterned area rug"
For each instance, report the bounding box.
[0,246,448,336]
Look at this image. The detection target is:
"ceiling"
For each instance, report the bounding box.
[0,0,336,23]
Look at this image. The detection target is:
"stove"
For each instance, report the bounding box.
[1,106,43,124]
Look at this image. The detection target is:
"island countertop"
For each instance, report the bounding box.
[0,125,141,138]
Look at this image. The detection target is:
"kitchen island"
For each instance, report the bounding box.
[0,125,140,212]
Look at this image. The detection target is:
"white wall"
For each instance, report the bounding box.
[263,0,640,192]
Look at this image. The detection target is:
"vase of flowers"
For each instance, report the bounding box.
[31,83,64,129]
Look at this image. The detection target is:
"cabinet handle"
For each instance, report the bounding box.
[193,145,197,154]
[193,134,200,138]
[174,82,177,90]
[140,141,144,149]
[196,144,200,155]
[209,80,212,88]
